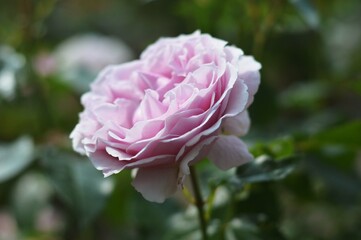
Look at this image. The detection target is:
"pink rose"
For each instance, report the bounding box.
[70,31,261,202]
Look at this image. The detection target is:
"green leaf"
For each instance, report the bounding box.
[40,148,114,228]
[251,137,295,160]
[236,155,296,184]
[0,136,34,183]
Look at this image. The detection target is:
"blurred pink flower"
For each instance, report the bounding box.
[54,33,133,75]
[33,34,134,92]
[71,31,261,202]
[33,51,57,77]
[0,211,17,240]
[36,207,63,233]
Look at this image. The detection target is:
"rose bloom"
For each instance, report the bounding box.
[71,31,261,202]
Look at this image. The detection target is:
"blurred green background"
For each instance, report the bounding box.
[0,0,361,239]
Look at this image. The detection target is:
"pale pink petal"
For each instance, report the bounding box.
[133,90,167,122]
[89,151,126,177]
[166,109,204,136]
[126,109,204,154]
[165,83,196,108]
[238,56,261,74]
[240,71,260,107]
[136,71,159,90]
[222,111,250,136]
[132,165,178,203]
[240,71,260,96]
[175,77,249,163]
[87,152,172,175]
[105,146,132,159]
[70,117,98,154]
[126,155,175,168]
[92,100,135,128]
[221,70,249,116]
[224,46,244,64]
[186,65,216,89]
[208,135,253,170]
[112,60,143,80]
[179,136,218,175]
[238,56,261,106]
[89,66,115,93]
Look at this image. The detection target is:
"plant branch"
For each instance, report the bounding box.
[189,165,208,240]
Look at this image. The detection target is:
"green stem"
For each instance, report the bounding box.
[189,166,208,240]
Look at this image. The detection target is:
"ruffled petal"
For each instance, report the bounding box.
[208,135,253,170]
[221,70,249,116]
[222,111,250,137]
[238,56,261,107]
[133,90,167,122]
[132,165,178,203]
[179,136,217,175]
[89,150,126,177]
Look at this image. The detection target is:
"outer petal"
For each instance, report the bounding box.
[208,135,253,170]
[222,111,250,137]
[238,56,261,107]
[89,150,126,177]
[132,165,178,203]
[179,136,218,175]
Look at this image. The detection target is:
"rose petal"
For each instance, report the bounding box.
[92,99,135,128]
[179,136,218,175]
[175,75,249,163]
[238,56,261,106]
[241,71,260,107]
[221,67,249,116]
[89,150,126,177]
[132,165,178,203]
[133,90,167,122]
[208,135,253,170]
[222,111,250,137]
